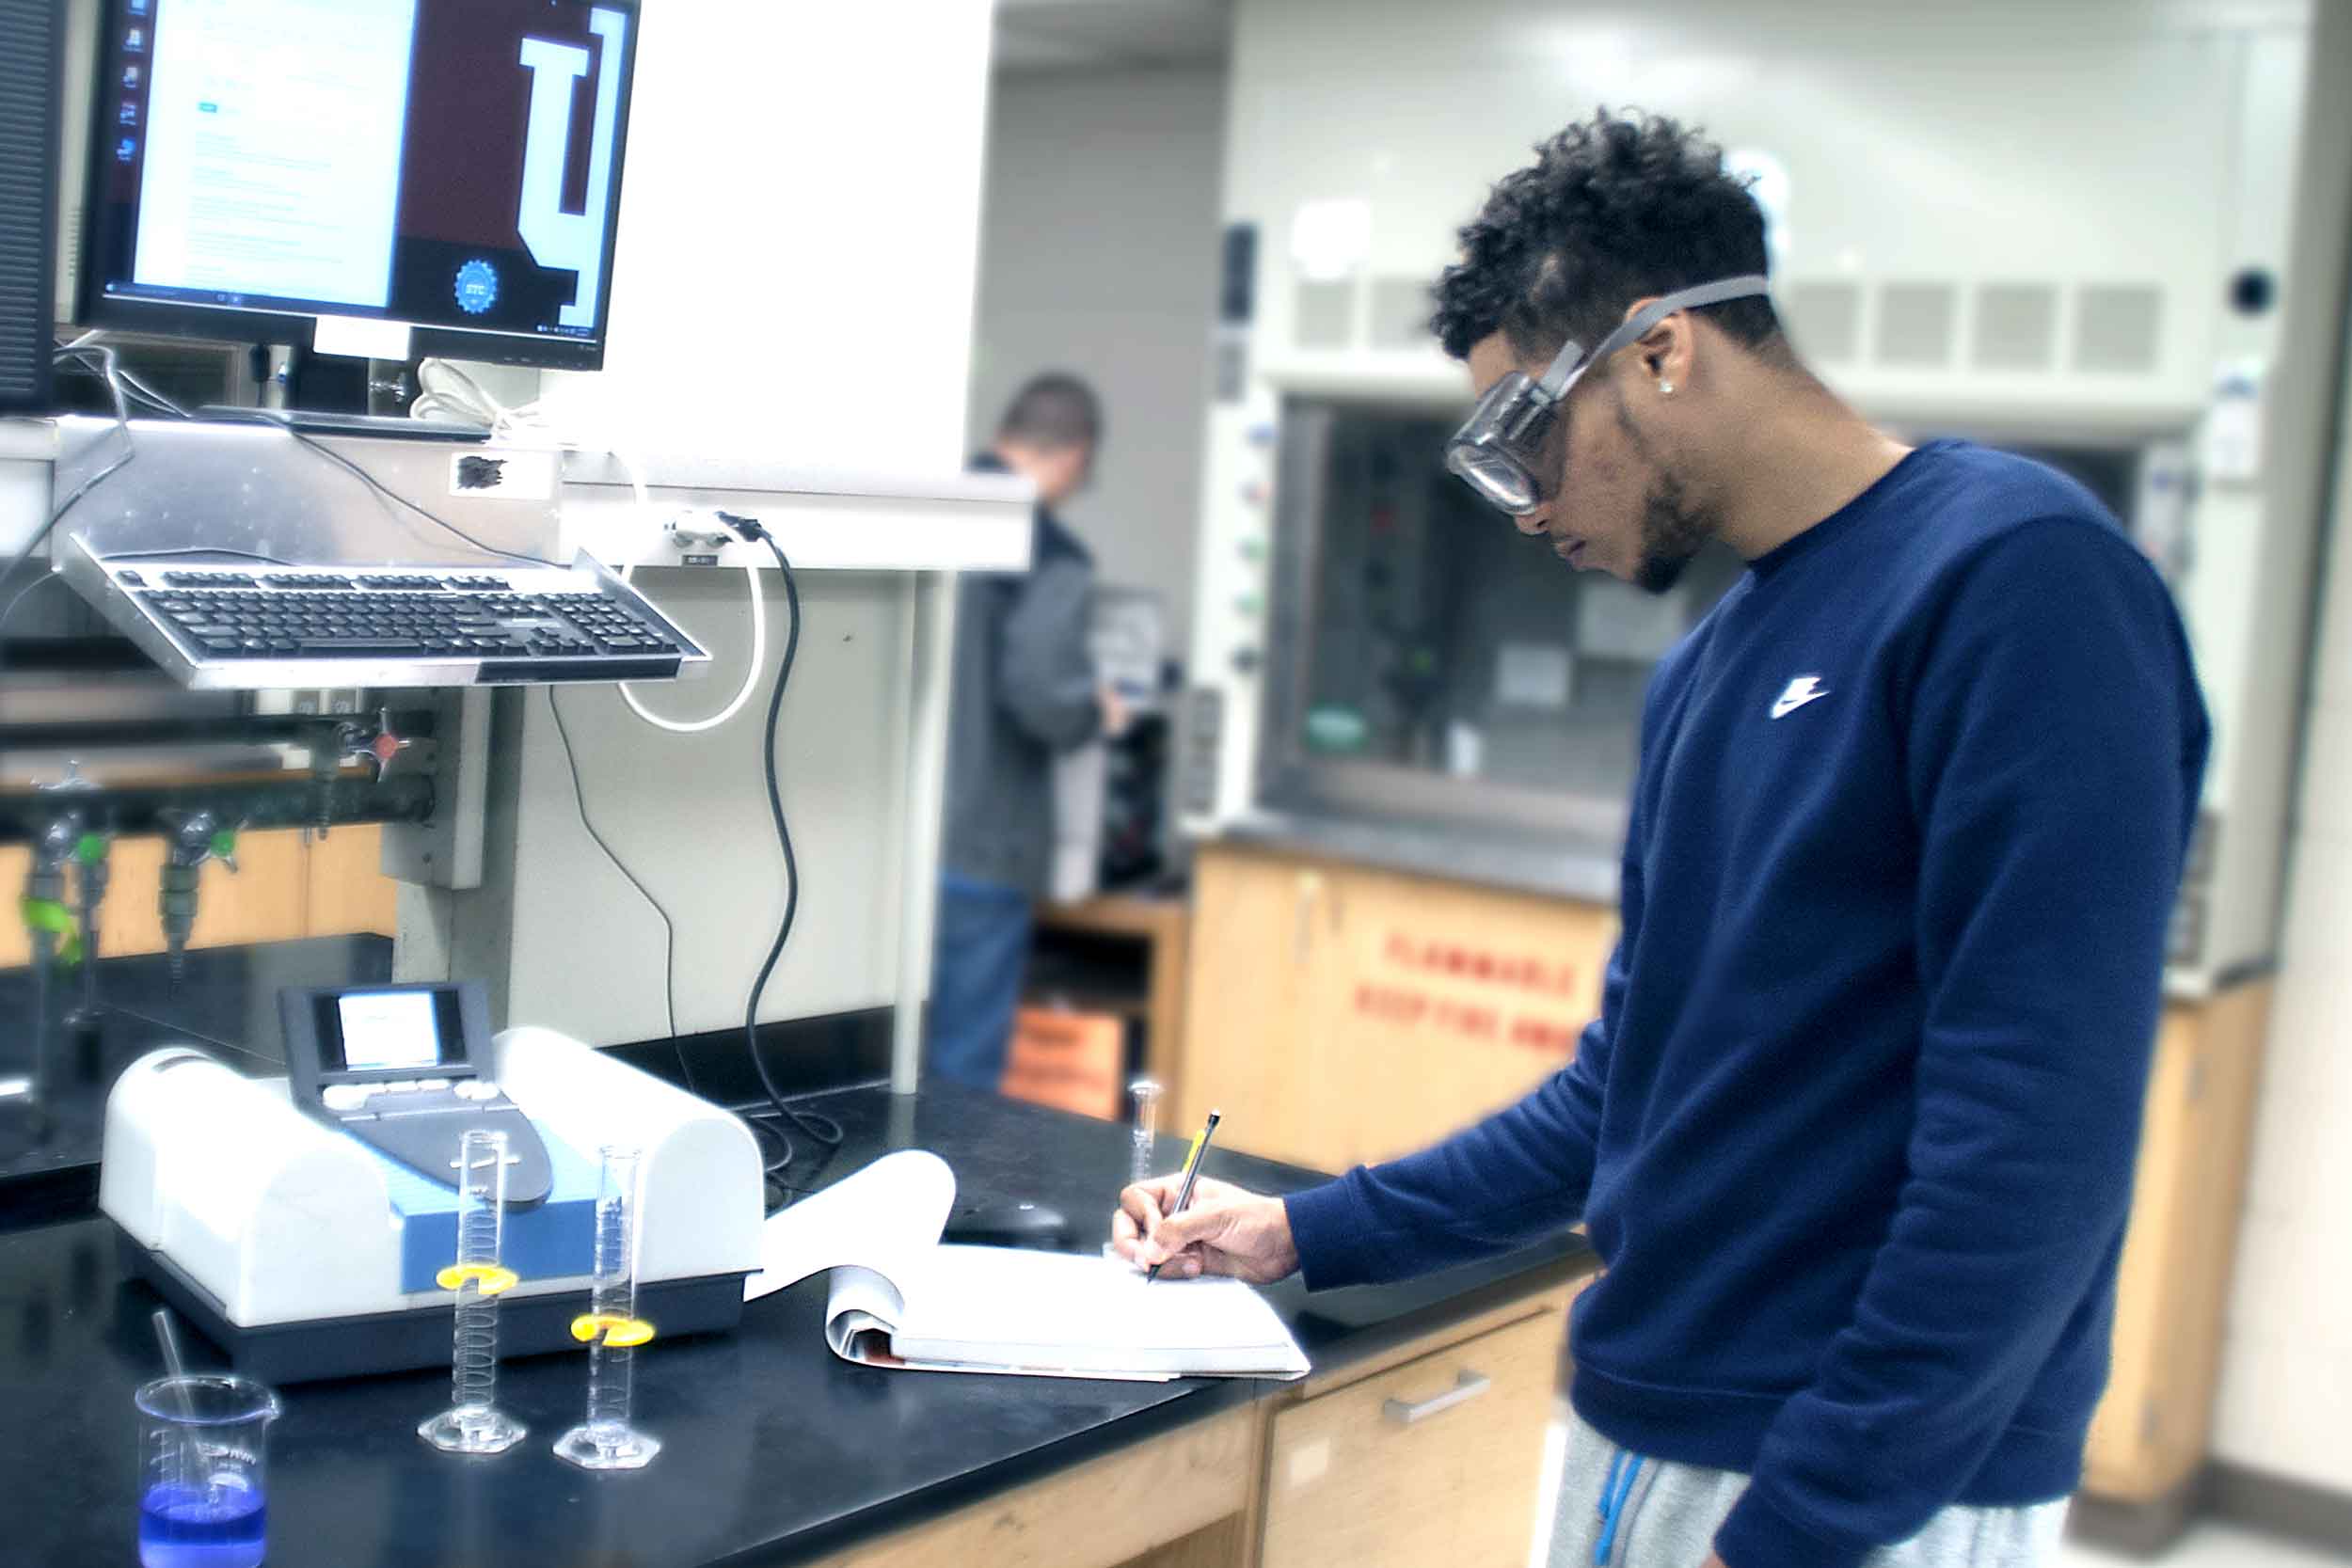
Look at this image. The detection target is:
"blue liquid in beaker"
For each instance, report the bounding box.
[138,1477,266,1568]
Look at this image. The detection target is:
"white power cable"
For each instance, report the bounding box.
[410,357,770,734]
[411,358,538,438]
[611,452,768,735]
[54,330,132,427]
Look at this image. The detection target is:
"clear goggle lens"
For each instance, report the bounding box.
[1438,273,1774,520]
[1444,437,1543,515]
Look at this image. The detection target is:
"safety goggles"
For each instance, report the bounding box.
[1442,274,1772,515]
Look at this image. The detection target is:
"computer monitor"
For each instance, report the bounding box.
[73,0,639,371]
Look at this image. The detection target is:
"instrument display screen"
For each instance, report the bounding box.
[311,985,469,1073]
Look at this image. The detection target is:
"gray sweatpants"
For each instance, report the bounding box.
[1546,1409,2070,1568]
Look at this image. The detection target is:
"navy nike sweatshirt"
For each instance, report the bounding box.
[1282,441,2209,1568]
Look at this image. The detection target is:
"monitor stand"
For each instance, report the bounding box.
[205,347,488,442]
[199,405,491,443]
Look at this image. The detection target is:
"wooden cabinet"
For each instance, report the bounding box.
[1262,1298,1568,1568]
[1181,848,1340,1166]
[805,1275,1582,1568]
[1029,893,1193,1101]
[804,1407,1260,1568]
[302,824,402,940]
[0,823,401,969]
[1180,842,1616,1171]
[2083,981,2271,1504]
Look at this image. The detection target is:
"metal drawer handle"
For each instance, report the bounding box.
[1383,1369,1492,1425]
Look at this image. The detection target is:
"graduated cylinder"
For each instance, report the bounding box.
[555,1144,660,1470]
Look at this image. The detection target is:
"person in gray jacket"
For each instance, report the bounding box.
[928,373,1125,1089]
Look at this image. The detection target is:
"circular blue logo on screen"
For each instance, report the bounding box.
[453,260,500,316]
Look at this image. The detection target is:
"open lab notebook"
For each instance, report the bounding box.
[742,1150,1309,1382]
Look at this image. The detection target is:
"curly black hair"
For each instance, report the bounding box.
[1430,109,1783,365]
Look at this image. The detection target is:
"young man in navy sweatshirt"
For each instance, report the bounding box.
[1114,110,2207,1568]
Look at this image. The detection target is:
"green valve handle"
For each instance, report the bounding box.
[74,832,108,865]
[211,829,239,866]
[20,896,83,966]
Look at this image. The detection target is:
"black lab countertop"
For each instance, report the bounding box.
[0,1078,1592,1567]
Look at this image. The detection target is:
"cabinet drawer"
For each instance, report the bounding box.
[1262,1307,1565,1568]
[803,1406,1255,1568]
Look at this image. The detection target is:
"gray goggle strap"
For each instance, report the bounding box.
[1529,274,1772,399]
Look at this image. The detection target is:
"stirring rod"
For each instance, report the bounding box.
[152,1307,188,1382]
[151,1308,209,1497]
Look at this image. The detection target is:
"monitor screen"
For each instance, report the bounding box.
[77,0,637,370]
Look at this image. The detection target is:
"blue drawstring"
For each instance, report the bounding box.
[1593,1449,1645,1566]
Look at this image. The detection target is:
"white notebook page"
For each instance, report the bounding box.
[893,1246,1305,1371]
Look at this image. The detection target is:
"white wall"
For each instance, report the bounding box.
[967,66,1227,657]
[2217,319,2352,1494]
[542,2,991,476]
[2213,0,2352,1493]
[418,0,997,1044]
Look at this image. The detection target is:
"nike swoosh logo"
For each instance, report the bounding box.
[1770,689,1831,720]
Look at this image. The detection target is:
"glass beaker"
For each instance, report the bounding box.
[135,1373,281,1568]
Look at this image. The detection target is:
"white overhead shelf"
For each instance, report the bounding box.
[562,450,1034,574]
